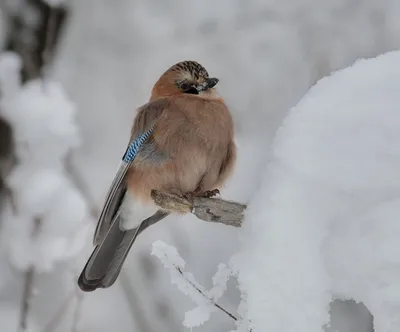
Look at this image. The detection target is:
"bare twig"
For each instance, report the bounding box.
[19,267,35,332]
[41,6,57,79]
[2,0,41,80]
[70,287,84,332]
[10,42,40,80]
[151,190,247,227]
[175,265,253,331]
[3,184,17,215]
[18,216,42,332]
[174,264,238,321]
[42,291,76,332]
[118,271,158,332]
[64,152,100,220]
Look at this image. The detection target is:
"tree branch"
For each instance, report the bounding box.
[42,291,75,332]
[174,265,238,322]
[70,287,83,332]
[150,190,247,227]
[18,216,42,332]
[64,152,100,220]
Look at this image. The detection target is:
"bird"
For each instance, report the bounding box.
[78,60,237,292]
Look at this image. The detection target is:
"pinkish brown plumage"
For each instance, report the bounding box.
[78,61,236,292]
[128,94,236,204]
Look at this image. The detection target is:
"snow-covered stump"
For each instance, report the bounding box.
[235,50,400,332]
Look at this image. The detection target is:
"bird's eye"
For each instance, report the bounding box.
[180,83,199,95]
[184,87,199,94]
[180,83,190,90]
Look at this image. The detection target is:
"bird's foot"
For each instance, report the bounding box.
[183,189,220,201]
[183,189,220,202]
[182,192,192,201]
[199,189,220,198]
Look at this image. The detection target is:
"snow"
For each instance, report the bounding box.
[209,263,231,300]
[152,240,237,328]
[0,52,22,97]
[1,0,400,331]
[151,241,212,314]
[1,167,89,271]
[43,0,69,7]
[236,50,400,332]
[0,304,39,332]
[1,79,81,167]
[0,52,89,274]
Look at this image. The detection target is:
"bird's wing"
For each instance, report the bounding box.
[79,209,169,291]
[92,98,169,245]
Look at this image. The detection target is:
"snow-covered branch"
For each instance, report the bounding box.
[152,240,249,330]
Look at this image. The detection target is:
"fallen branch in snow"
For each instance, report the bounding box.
[151,190,247,227]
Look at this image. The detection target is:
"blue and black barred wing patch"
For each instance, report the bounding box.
[93,127,154,245]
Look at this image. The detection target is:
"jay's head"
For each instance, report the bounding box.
[151,61,219,100]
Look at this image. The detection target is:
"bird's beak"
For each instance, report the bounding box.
[196,77,219,92]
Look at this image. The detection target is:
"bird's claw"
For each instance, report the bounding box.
[183,192,194,201]
[182,189,220,201]
[200,189,220,198]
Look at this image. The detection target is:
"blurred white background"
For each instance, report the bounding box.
[1,0,400,331]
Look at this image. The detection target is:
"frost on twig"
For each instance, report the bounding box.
[151,190,247,227]
[152,240,248,329]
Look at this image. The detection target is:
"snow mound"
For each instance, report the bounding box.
[236,50,400,332]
